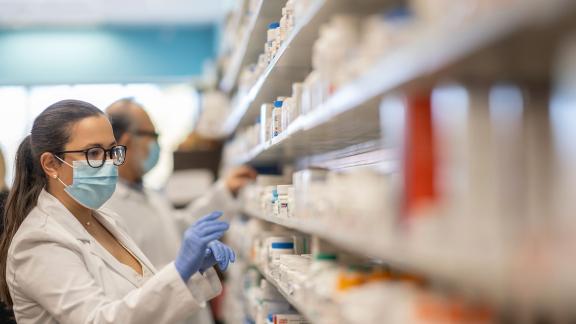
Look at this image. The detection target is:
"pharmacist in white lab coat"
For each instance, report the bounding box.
[1,100,234,324]
[103,99,256,323]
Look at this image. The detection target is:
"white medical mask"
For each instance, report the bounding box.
[55,158,118,210]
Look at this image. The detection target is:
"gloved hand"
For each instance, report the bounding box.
[200,240,236,273]
[175,211,229,282]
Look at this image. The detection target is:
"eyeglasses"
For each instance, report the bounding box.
[133,130,159,140]
[55,145,127,168]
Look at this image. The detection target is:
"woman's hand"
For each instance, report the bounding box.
[200,241,236,273]
[175,211,229,282]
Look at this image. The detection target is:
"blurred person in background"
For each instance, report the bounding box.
[105,98,256,324]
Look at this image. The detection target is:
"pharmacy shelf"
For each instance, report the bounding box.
[227,69,386,166]
[243,206,395,265]
[255,264,342,324]
[219,0,287,93]
[222,0,353,135]
[243,207,552,308]
[221,0,576,136]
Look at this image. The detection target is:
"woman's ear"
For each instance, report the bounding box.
[40,152,61,180]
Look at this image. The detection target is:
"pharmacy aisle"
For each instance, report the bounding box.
[207,0,576,323]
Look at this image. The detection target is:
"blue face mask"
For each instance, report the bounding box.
[142,140,160,174]
[56,158,118,210]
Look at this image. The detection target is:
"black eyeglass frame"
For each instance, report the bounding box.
[55,145,128,168]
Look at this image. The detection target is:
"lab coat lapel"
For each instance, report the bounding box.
[37,190,142,287]
[86,238,142,288]
[95,211,158,274]
[37,189,92,242]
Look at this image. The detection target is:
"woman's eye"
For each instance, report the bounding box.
[87,149,102,159]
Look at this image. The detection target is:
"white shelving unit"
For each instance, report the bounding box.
[256,264,342,324]
[242,206,515,307]
[219,0,288,93]
[220,0,575,138]
[218,0,576,322]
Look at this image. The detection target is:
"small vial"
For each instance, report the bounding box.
[271,98,285,137]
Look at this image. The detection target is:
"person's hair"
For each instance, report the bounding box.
[106,97,140,141]
[0,99,103,305]
[108,113,134,141]
[0,147,6,192]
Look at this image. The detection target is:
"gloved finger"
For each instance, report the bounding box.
[227,246,236,263]
[211,242,225,262]
[195,211,223,225]
[218,249,229,271]
[216,245,232,271]
[203,250,217,267]
[219,259,229,271]
[204,247,212,258]
[196,220,229,232]
[203,232,226,243]
[198,223,229,237]
[224,245,236,263]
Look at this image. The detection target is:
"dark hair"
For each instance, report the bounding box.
[108,113,133,141]
[106,97,138,141]
[0,99,103,305]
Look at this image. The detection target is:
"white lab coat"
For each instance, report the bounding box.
[103,180,238,324]
[7,189,222,324]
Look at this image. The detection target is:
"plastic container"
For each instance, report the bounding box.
[281,97,293,131]
[260,103,274,144]
[266,22,281,63]
[276,185,292,218]
[265,236,295,264]
[269,242,295,260]
[272,98,285,137]
[306,253,339,299]
[291,83,304,123]
[293,169,329,219]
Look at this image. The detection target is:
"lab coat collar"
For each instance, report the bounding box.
[37,189,91,242]
[37,189,156,287]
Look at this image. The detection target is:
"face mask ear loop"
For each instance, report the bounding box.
[54,154,75,168]
[55,176,69,189]
[53,154,75,188]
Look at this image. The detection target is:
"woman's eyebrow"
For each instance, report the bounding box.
[79,141,117,150]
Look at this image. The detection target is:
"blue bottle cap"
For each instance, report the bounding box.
[274,100,283,108]
[268,22,280,29]
[271,242,294,249]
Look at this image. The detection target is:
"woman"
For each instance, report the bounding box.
[0,99,235,324]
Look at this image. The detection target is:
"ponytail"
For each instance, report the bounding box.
[0,136,45,304]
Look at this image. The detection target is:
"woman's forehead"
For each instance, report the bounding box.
[65,115,115,149]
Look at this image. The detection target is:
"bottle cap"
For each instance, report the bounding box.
[314,253,337,261]
[271,242,294,249]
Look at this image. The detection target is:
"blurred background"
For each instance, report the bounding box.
[0,0,232,188]
[2,0,576,323]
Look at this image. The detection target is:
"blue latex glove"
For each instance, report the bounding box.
[200,240,236,273]
[175,211,229,282]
